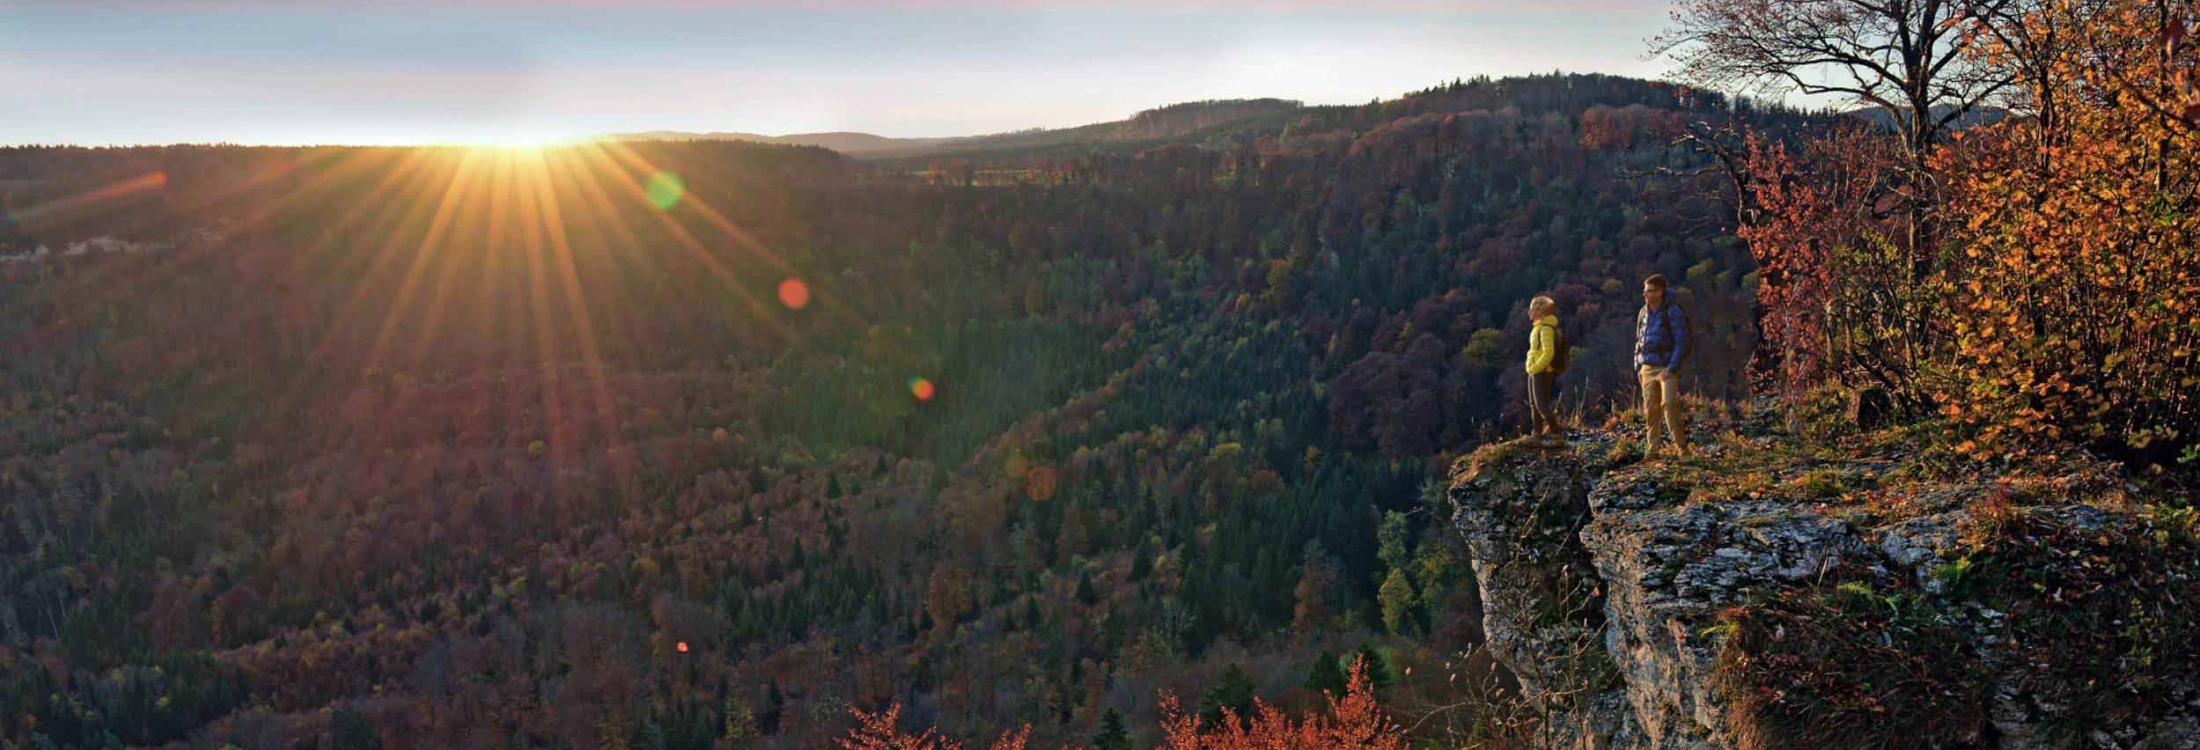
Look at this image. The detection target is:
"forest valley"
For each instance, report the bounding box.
[5,0,2200,747]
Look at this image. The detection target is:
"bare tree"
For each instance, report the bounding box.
[1647,0,2029,407]
[1964,0,2074,157]
[1653,0,2018,271]
[1655,0,2014,163]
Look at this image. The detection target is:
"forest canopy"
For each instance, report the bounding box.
[1,73,1788,749]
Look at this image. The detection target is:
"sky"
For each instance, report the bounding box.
[0,0,1677,146]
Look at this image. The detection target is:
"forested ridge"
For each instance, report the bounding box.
[0,73,1796,749]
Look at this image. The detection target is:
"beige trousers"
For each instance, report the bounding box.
[1638,365,1688,450]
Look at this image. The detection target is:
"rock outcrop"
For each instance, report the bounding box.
[1450,422,2200,750]
[1450,440,1637,749]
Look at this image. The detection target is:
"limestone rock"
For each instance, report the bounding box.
[1450,441,1630,747]
[1449,428,2196,750]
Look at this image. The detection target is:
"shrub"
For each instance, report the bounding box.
[837,704,1030,750]
[1158,661,1403,750]
[837,661,1408,750]
[1733,2,2200,470]
[1938,109,2200,468]
[1738,128,1933,411]
[1956,508,2200,743]
[1709,577,1987,750]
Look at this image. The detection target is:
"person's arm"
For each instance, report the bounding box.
[1525,325,1554,374]
[1667,305,1689,373]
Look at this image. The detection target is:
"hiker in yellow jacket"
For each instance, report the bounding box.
[1524,295,1564,447]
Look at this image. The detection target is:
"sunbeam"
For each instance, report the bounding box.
[519,146,627,502]
[365,148,487,371]
[5,171,168,225]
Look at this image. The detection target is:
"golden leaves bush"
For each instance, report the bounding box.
[1937,0,2200,466]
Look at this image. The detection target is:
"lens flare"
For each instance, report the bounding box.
[644,171,685,210]
[909,377,936,402]
[777,278,810,310]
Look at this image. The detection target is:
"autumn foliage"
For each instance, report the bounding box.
[1737,126,1917,402]
[1739,0,2200,466]
[841,663,1403,750]
[1936,0,2200,464]
[839,705,1034,750]
[1155,663,1402,750]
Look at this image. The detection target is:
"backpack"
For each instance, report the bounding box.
[1646,300,1695,365]
[1547,323,1570,374]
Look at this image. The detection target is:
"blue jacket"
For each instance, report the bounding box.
[1634,303,1689,371]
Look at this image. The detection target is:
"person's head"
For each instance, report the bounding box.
[1529,295,1556,320]
[1642,274,1669,308]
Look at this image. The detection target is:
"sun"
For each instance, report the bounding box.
[488,135,555,149]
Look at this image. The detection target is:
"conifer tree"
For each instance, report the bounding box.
[1093,708,1131,750]
[1198,664,1257,725]
[1305,651,1348,697]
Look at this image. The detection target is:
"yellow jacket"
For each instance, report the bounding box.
[1525,314,1560,374]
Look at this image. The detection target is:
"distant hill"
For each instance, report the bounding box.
[605,83,1756,163]
[1844,102,2010,131]
[599,130,955,155]
[603,98,1305,159]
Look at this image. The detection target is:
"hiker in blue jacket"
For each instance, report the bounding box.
[1634,274,1692,456]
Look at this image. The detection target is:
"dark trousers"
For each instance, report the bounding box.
[1528,371,1560,434]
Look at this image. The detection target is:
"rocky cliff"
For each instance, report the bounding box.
[1450,406,2200,750]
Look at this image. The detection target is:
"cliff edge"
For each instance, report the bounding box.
[1450,402,2200,750]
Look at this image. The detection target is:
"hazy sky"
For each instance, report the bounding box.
[1,0,1676,146]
